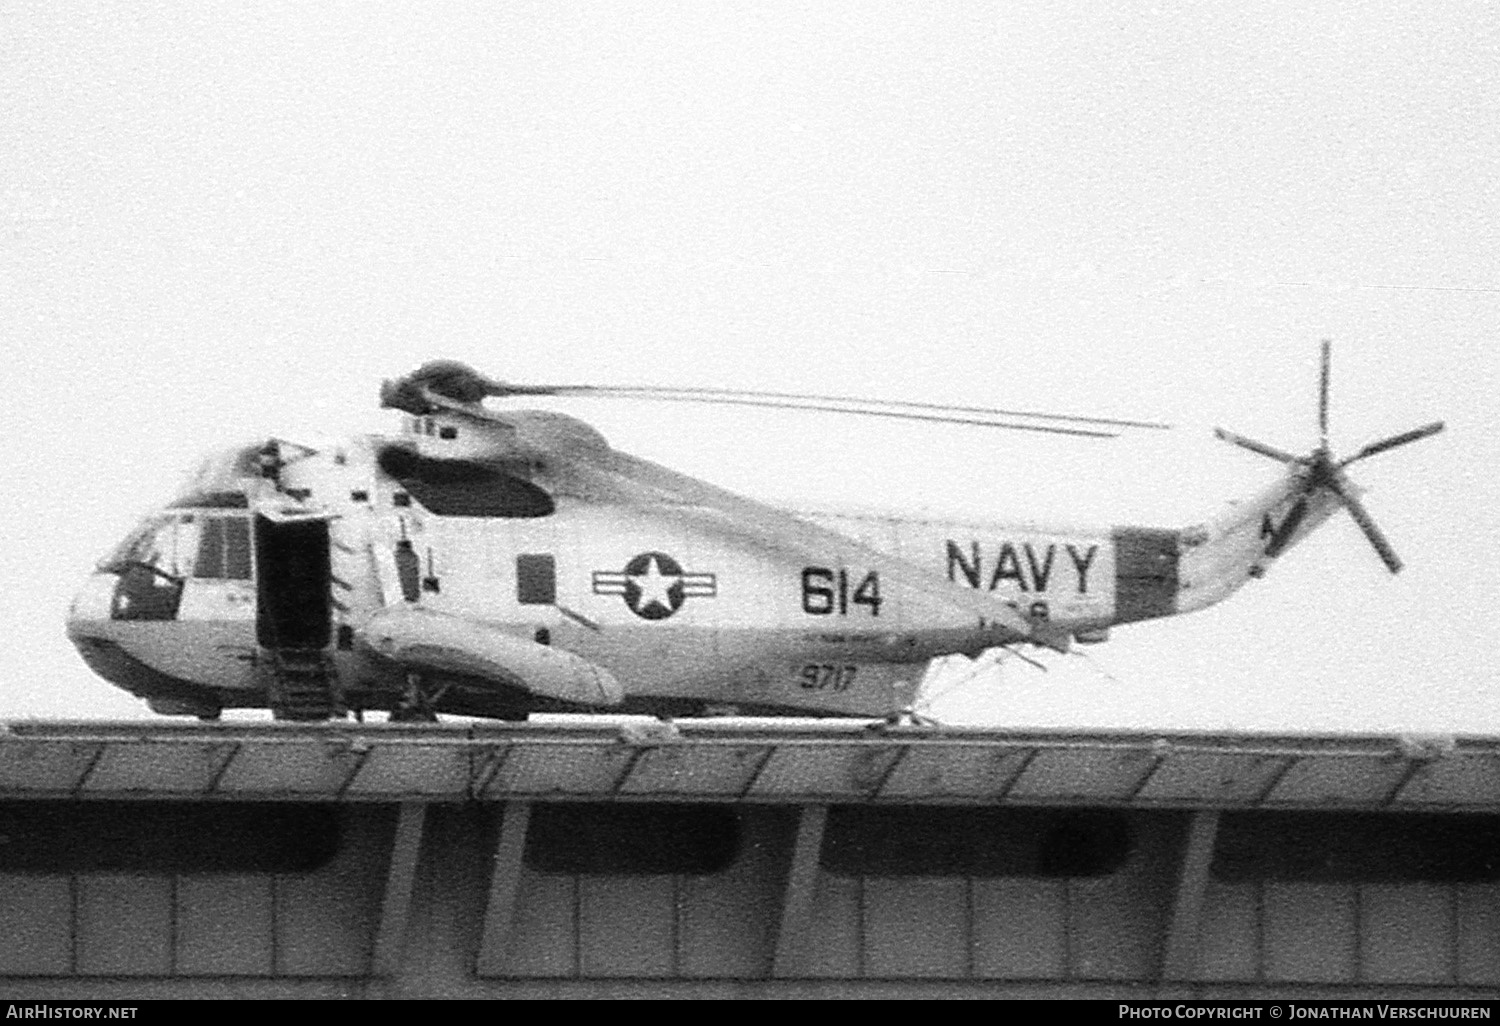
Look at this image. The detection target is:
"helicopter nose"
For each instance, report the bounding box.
[67,572,121,641]
[66,572,126,682]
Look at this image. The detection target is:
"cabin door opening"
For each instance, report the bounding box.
[254,516,331,651]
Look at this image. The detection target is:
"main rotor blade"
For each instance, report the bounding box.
[1318,339,1331,446]
[543,391,1119,438]
[1327,476,1403,574]
[385,361,1132,436]
[1339,421,1445,467]
[1213,428,1301,464]
[498,382,1170,431]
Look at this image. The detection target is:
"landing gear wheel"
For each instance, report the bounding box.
[390,673,445,723]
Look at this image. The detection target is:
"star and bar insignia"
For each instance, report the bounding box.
[592,551,717,620]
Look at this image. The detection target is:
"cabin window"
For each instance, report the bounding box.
[0,802,340,874]
[1212,812,1500,884]
[820,807,1134,879]
[525,804,741,876]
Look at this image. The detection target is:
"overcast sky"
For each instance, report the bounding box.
[4,2,1496,731]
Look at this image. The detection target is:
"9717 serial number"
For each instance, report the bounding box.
[799,663,857,691]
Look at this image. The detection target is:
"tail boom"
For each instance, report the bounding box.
[1175,469,1342,615]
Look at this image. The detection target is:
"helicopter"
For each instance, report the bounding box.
[66,343,1442,722]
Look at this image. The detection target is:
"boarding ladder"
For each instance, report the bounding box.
[266,649,338,721]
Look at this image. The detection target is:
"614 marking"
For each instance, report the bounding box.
[801,567,881,617]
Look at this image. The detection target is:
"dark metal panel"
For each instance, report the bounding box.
[516,554,556,605]
[1112,527,1179,624]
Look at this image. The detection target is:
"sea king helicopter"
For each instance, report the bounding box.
[67,343,1442,722]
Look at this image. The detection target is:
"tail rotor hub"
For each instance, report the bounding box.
[1213,341,1443,574]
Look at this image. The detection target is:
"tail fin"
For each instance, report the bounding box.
[1177,341,1442,614]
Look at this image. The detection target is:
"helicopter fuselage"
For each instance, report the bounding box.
[68,350,1435,722]
[66,407,1336,721]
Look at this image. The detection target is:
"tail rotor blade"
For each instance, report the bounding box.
[1213,428,1302,465]
[1318,339,1331,446]
[1327,477,1404,574]
[1340,421,1445,467]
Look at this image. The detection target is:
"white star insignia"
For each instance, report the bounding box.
[629,555,680,614]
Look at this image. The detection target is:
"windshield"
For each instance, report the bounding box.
[98,513,250,581]
[99,515,200,580]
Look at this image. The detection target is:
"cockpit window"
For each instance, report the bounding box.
[101,513,253,581]
[99,514,202,580]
